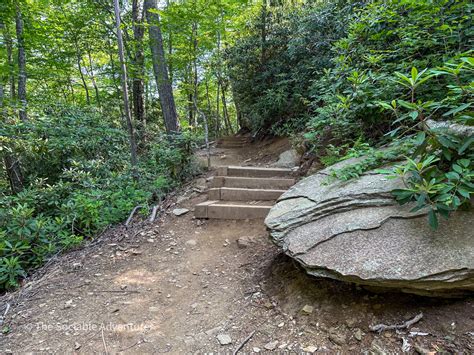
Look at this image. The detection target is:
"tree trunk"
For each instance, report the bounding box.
[3,155,24,194]
[192,21,198,127]
[3,23,15,100]
[113,0,139,176]
[107,38,124,119]
[0,61,24,193]
[144,0,179,134]
[193,96,210,170]
[230,81,242,130]
[15,2,27,120]
[221,82,233,134]
[74,37,91,105]
[132,0,146,132]
[86,45,101,107]
[166,0,173,84]
[215,78,221,137]
[260,1,267,65]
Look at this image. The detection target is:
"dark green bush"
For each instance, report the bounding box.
[0,106,199,289]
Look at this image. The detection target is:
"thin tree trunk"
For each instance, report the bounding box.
[68,75,75,103]
[205,79,212,116]
[215,16,223,137]
[0,61,24,193]
[86,45,101,107]
[193,96,210,170]
[166,0,173,84]
[113,0,139,176]
[3,23,15,100]
[74,37,91,105]
[221,82,233,134]
[15,2,27,120]
[260,1,267,65]
[132,0,146,133]
[144,0,179,134]
[3,155,24,194]
[192,21,198,127]
[107,39,123,119]
[215,78,221,136]
[230,81,242,130]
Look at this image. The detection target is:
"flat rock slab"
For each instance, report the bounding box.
[216,334,232,345]
[172,208,190,216]
[265,161,474,297]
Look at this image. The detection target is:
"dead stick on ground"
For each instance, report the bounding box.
[232,330,256,355]
[149,205,159,222]
[370,313,423,333]
[93,290,141,294]
[101,328,108,354]
[125,205,143,227]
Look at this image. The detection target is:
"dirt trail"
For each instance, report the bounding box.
[1,139,473,354]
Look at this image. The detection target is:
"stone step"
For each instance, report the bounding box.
[211,176,295,189]
[217,143,247,148]
[216,143,248,148]
[195,200,272,219]
[208,187,286,201]
[218,166,294,178]
[217,136,251,142]
[216,137,251,148]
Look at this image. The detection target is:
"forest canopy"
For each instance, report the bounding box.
[0,0,473,289]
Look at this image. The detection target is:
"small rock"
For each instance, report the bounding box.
[217,334,232,345]
[185,239,197,247]
[370,339,388,355]
[264,341,278,350]
[173,208,190,216]
[384,331,392,338]
[72,262,82,270]
[302,345,318,353]
[237,236,257,249]
[414,343,432,355]
[205,326,221,336]
[177,196,188,204]
[329,330,346,346]
[354,328,363,341]
[253,347,261,353]
[74,342,81,350]
[301,305,314,314]
[64,300,74,309]
[345,317,358,328]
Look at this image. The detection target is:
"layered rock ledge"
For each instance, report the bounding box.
[265,159,474,297]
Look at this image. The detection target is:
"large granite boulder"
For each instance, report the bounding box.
[265,159,474,297]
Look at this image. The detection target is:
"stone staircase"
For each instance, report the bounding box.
[195,166,296,219]
[216,136,251,148]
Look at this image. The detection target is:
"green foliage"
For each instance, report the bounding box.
[379,59,474,229]
[0,106,198,289]
[227,1,355,134]
[228,0,473,229]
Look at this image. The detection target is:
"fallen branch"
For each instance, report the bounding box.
[232,330,256,355]
[149,205,159,223]
[370,313,423,333]
[125,205,143,227]
[92,289,141,294]
[0,303,10,326]
[101,328,108,354]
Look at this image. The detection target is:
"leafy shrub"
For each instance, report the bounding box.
[227,1,355,135]
[0,105,199,289]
